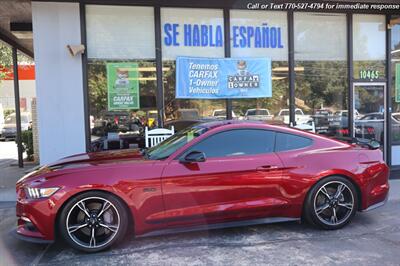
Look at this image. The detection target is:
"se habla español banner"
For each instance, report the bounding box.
[176,57,272,99]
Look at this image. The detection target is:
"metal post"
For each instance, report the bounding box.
[12,46,23,168]
[288,11,295,126]
[80,3,91,152]
[386,14,392,167]
[224,8,232,120]
[154,6,164,128]
[347,13,354,139]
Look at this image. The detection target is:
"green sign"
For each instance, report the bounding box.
[107,63,140,110]
[396,64,400,103]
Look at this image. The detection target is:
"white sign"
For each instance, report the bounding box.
[161,8,225,60]
[294,13,347,61]
[86,5,155,60]
[230,10,288,61]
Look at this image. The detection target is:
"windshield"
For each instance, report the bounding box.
[213,110,226,117]
[247,110,269,116]
[146,126,208,160]
[5,114,30,124]
[280,110,289,116]
[295,110,303,115]
[5,115,16,124]
[335,111,347,117]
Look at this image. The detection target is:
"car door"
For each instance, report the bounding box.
[160,128,285,227]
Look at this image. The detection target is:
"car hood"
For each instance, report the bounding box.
[17,149,149,185]
[49,149,145,167]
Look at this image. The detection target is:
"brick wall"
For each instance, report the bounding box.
[31,98,40,163]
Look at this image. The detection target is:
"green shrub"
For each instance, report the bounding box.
[4,109,14,118]
[17,130,34,161]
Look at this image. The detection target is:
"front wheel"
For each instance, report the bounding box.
[58,191,129,252]
[304,176,358,230]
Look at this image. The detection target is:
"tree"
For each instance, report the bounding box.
[0,41,13,81]
[0,41,34,82]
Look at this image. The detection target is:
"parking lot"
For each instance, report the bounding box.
[1,194,400,266]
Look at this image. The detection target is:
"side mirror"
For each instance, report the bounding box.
[179,151,206,164]
[368,140,381,150]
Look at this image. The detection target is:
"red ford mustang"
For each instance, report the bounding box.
[15,121,389,252]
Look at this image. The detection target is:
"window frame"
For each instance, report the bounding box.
[175,128,277,160]
[274,131,314,153]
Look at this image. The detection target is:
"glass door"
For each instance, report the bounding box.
[353,83,386,153]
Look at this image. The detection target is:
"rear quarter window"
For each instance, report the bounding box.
[275,132,313,152]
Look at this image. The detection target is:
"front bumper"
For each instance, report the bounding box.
[12,229,53,244]
[15,197,58,242]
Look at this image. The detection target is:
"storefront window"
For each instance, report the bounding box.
[86,5,157,151]
[230,10,289,122]
[391,15,400,165]
[294,13,348,136]
[353,15,386,80]
[161,8,225,124]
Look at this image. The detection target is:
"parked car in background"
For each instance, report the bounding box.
[326,115,375,140]
[165,119,202,132]
[294,119,316,133]
[328,110,361,135]
[0,104,4,132]
[277,108,310,125]
[211,109,237,119]
[355,112,400,143]
[15,120,389,252]
[244,109,273,121]
[392,112,400,122]
[176,109,200,120]
[0,112,31,140]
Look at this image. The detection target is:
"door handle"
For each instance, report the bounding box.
[256,165,279,171]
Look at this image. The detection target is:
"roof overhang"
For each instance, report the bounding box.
[0,0,33,58]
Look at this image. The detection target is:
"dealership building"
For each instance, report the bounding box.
[3,0,399,174]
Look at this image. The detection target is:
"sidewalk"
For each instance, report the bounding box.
[0,141,38,201]
[0,162,38,201]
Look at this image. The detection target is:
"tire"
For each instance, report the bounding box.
[58,191,129,252]
[304,176,358,230]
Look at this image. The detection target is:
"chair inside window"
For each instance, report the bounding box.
[145,126,175,148]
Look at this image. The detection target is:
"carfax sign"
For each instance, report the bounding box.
[107,63,140,110]
[176,57,272,99]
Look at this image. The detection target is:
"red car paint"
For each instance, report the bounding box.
[16,122,389,241]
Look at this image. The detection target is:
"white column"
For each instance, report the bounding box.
[32,2,86,164]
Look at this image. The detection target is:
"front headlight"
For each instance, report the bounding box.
[26,187,60,199]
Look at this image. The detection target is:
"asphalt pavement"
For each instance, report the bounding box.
[0,185,399,266]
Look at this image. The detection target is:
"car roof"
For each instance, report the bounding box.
[196,120,294,133]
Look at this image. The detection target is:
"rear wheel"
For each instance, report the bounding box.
[59,191,128,252]
[304,176,358,230]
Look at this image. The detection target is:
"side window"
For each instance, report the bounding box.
[275,132,313,152]
[181,129,275,159]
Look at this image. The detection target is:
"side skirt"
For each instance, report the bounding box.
[138,217,300,238]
